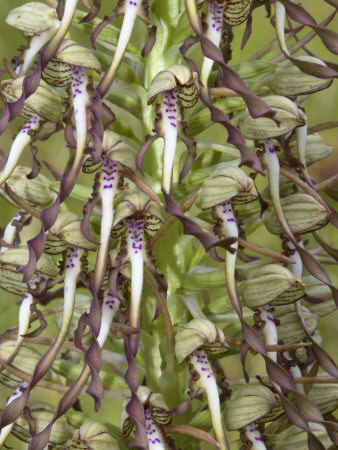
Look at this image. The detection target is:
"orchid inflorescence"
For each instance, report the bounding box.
[0,1,337,449]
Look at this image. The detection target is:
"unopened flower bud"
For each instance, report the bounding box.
[66,422,119,450]
[267,56,332,97]
[287,133,333,167]
[175,318,228,364]
[0,343,42,379]
[147,65,199,108]
[263,193,329,235]
[308,383,338,416]
[1,78,62,123]
[239,264,305,309]
[14,403,72,446]
[0,246,58,277]
[223,385,276,430]
[201,166,258,209]
[274,305,318,344]
[112,192,163,233]
[4,166,54,207]
[267,422,331,449]
[183,267,225,293]
[237,95,306,140]
[49,212,97,251]
[5,2,58,36]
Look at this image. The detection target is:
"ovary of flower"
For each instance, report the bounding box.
[189,348,228,450]
[201,1,226,86]
[161,90,178,194]
[0,114,43,187]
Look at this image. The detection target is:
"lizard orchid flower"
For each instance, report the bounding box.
[0,79,62,187]
[121,386,172,450]
[175,319,229,450]
[200,0,251,85]
[5,2,60,76]
[137,65,199,194]
[201,166,258,312]
[112,192,163,353]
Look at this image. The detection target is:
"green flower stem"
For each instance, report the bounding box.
[188,348,229,450]
[185,0,203,34]
[244,424,267,450]
[99,0,141,97]
[200,1,225,86]
[0,114,43,187]
[214,201,241,312]
[0,381,28,447]
[92,157,118,293]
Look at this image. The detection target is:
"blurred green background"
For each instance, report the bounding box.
[0,1,337,448]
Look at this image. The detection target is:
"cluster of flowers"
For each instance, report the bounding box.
[0,0,337,449]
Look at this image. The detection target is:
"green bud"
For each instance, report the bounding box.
[239,264,305,309]
[288,133,333,167]
[112,192,163,231]
[175,318,229,364]
[5,2,58,36]
[0,342,42,377]
[4,166,54,207]
[182,266,225,293]
[14,403,72,446]
[267,57,332,97]
[1,78,62,122]
[263,193,329,235]
[66,422,119,450]
[237,95,306,140]
[274,305,318,344]
[0,246,58,277]
[147,65,199,108]
[50,212,97,251]
[223,385,276,430]
[201,166,258,209]
[267,423,331,449]
[308,383,338,416]
[56,39,101,72]
[102,130,136,171]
